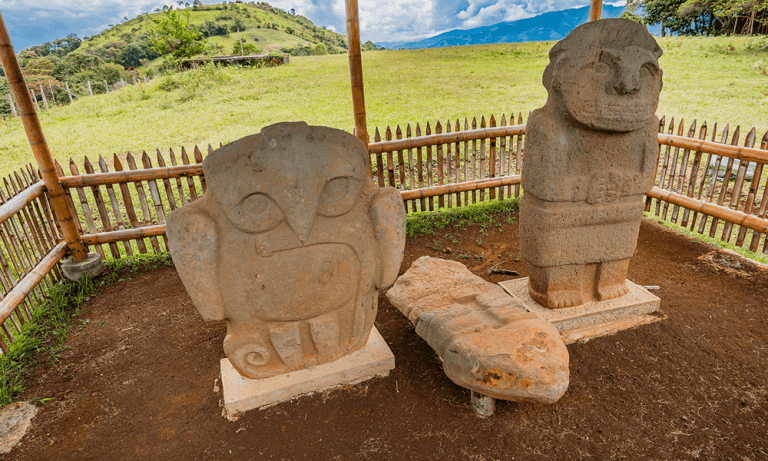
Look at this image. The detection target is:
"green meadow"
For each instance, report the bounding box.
[0,35,766,174]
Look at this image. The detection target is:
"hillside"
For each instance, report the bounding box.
[0,35,766,174]
[391,5,659,49]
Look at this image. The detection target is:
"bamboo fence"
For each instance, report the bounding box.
[1,113,768,353]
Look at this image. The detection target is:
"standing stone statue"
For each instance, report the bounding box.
[521,18,663,308]
[167,122,406,379]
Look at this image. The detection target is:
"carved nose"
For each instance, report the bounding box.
[284,206,316,243]
[614,66,640,94]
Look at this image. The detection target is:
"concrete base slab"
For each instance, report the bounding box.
[61,252,104,281]
[221,327,394,417]
[498,278,662,344]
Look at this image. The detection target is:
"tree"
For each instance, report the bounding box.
[621,11,647,27]
[148,7,207,68]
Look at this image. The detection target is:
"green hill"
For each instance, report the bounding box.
[75,1,347,66]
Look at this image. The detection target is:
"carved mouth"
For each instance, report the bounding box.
[249,243,361,322]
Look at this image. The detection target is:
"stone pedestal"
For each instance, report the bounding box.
[61,252,104,281]
[220,327,394,417]
[498,278,662,344]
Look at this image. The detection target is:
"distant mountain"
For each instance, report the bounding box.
[392,5,660,50]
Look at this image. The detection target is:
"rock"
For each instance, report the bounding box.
[0,402,37,455]
[387,256,569,404]
[167,122,406,380]
[521,18,664,308]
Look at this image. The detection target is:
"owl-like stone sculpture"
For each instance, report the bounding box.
[521,19,663,308]
[166,122,406,379]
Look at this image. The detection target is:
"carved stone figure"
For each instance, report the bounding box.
[167,122,406,379]
[387,257,569,404]
[521,18,663,308]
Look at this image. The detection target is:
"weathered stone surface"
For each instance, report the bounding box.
[0,402,37,455]
[167,122,406,380]
[521,18,664,308]
[221,326,395,416]
[387,256,569,404]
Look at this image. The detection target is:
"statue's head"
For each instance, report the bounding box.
[543,18,663,132]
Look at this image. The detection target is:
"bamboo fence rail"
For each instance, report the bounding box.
[2,114,768,352]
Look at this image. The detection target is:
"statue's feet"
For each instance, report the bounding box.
[595,259,631,302]
[529,284,585,309]
[596,281,630,301]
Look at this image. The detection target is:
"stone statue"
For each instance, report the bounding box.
[521,18,663,308]
[167,122,406,379]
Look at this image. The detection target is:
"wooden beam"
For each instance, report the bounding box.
[59,164,203,188]
[0,241,68,325]
[345,0,369,150]
[0,181,44,226]
[81,225,166,245]
[400,175,521,200]
[658,133,768,164]
[0,12,88,262]
[589,0,603,21]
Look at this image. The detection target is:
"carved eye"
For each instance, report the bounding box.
[640,63,657,78]
[318,177,361,217]
[228,193,284,233]
[595,62,609,75]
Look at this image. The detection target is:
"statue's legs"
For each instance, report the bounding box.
[527,263,590,308]
[595,258,631,301]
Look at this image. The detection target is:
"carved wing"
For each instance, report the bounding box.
[166,198,225,321]
[370,187,406,289]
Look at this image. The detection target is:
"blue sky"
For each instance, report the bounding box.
[1,0,625,51]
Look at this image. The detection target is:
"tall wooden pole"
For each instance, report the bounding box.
[345,0,369,152]
[0,11,88,262]
[589,0,602,21]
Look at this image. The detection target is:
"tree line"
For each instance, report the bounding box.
[625,0,768,36]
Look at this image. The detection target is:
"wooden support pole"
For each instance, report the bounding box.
[87,80,93,96]
[345,0,369,151]
[0,11,88,262]
[589,0,602,21]
[29,88,40,112]
[104,80,109,93]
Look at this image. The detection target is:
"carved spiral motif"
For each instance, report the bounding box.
[232,343,271,369]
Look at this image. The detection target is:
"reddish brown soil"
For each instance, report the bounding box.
[6,214,768,461]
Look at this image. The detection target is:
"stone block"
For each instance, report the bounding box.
[499,277,662,344]
[387,257,569,404]
[221,327,394,416]
[61,251,104,281]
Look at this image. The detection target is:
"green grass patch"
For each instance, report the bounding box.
[1,35,766,175]
[406,196,520,237]
[0,252,174,406]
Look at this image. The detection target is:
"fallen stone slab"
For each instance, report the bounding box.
[386,256,569,405]
[0,401,37,455]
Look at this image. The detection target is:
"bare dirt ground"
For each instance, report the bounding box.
[6,212,768,461]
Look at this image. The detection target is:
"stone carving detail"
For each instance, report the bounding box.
[521,18,664,308]
[167,122,406,379]
[387,257,569,404]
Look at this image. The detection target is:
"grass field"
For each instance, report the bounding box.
[0,35,767,174]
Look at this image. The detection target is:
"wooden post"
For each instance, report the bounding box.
[29,88,40,112]
[87,80,93,96]
[65,82,73,104]
[345,0,370,158]
[132,75,137,85]
[120,77,125,88]
[589,0,602,21]
[0,11,88,262]
[6,93,16,117]
[103,80,109,93]
[237,28,244,55]
[39,85,49,110]
[48,81,56,105]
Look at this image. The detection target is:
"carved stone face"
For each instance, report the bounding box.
[544,19,663,132]
[167,122,406,379]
